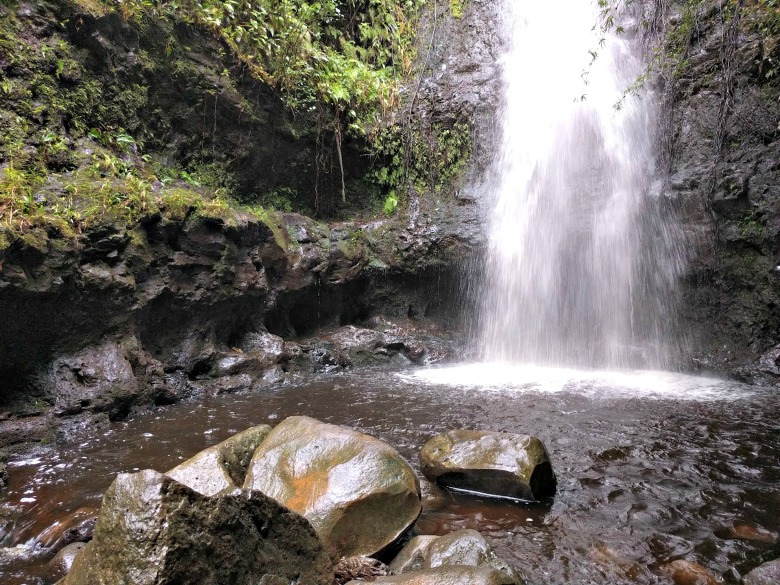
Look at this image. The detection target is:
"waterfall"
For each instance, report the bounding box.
[477,0,686,369]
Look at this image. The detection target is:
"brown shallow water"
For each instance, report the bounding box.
[1,364,779,584]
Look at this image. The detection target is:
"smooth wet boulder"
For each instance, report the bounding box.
[419,430,556,501]
[243,416,421,558]
[49,542,86,581]
[334,556,390,584]
[388,530,521,583]
[346,566,519,585]
[166,424,272,496]
[388,535,441,574]
[59,469,332,585]
[743,559,780,585]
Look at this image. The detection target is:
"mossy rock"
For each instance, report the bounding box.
[59,469,333,585]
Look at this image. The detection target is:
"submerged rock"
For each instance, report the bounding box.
[714,523,777,544]
[426,530,520,582]
[387,530,521,584]
[166,424,272,495]
[346,566,519,585]
[59,469,332,585]
[663,560,721,585]
[49,542,86,580]
[388,535,441,574]
[243,416,421,558]
[743,559,780,585]
[419,430,556,501]
[35,506,97,551]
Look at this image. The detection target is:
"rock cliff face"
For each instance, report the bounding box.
[0,0,507,437]
[0,209,470,436]
[2,0,779,444]
[659,1,780,377]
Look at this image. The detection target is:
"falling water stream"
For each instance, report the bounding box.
[478,0,685,368]
[1,3,778,585]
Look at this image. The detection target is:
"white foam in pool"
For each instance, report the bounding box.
[399,363,750,401]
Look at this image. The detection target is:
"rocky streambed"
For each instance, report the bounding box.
[2,366,779,584]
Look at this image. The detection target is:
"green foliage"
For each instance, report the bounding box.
[371,119,473,205]
[742,0,780,80]
[450,0,465,18]
[383,192,398,216]
[258,187,296,212]
[112,0,425,136]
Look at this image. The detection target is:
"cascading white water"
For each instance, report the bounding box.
[478,0,686,369]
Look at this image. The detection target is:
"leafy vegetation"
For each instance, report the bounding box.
[0,0,475,241]
[371,119,472,216]
[111,0,425,137]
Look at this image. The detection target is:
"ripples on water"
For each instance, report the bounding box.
[2,365,779,584]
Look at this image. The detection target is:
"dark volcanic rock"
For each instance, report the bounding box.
[46,342,139,421]
[419,430,556,502]
[59,469,333,585]
[664,1,780,373]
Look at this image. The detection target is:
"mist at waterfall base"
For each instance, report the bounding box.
[465,0,687,372]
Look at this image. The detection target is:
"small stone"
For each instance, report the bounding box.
[714,524,777,543]
[334,556,390,584]
[49,542,86,580]
[346,566,519,585]
[664,560,721,585]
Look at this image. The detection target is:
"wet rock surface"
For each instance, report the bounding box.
[35,506,97,552]
[388,535,441,574]
[664,1,780,374]
[663,560,721,585]
[419,430,556,501]
[49,542,86,581]
[743,558,780,585]
[59,469,333,585]
[346,566,520,585]
[244,416,422,558]
[166,424,271,496]
[388,529,521,583]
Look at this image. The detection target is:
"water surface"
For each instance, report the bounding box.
[2,365,779,584]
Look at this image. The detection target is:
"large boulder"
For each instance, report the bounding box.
[346,566,519,585]
[59,469,333,585]
[166,424,272,496]
[243,416,421,558]
[419,430,556,501]
[388,530,521,584]
[743,559,780,585]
